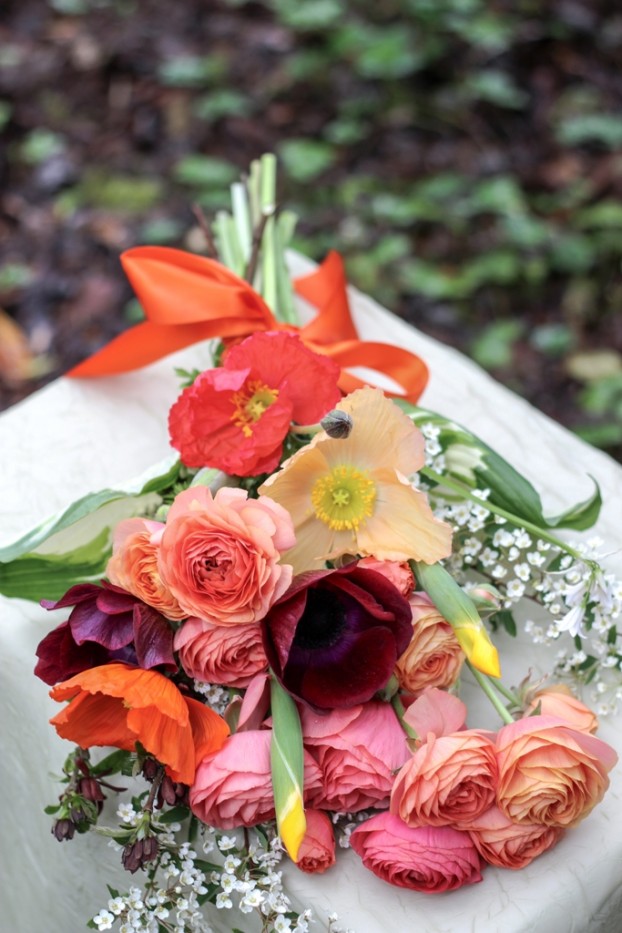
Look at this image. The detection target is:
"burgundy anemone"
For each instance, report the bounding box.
[262,564,413,710]
[35,582,176,685]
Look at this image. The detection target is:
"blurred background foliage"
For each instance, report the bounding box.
[0,0,621,459]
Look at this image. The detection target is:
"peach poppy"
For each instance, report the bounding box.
[260,387,452,573]
[49,663,229,785]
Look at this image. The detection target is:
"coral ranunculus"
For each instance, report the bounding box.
[49,663,229,785]
[391,730,498,828]
[190,729,323,829]
[168,331,341,476]
[350,812,483,893]
[106,517,185,620]
[465,805,563,870]
[262,563,413,709]
[395,592,465,695]
[174,616,268,687]
[158,485,295,625]
[495,715,618,828]
[295,810,336,874]
[260,387,452,573]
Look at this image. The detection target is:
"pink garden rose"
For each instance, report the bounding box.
[350,812,482,893]
[300,701,411,812]
[466,805,563,870]
[496,715,617,828]
[174,617,268,688]
[295,810,336,874]
[158,486,295,624]
[106,517,185,620]
[395,592,464,695]
[391,730,497,827]
[190,729,323,829]
[524,685,598,734]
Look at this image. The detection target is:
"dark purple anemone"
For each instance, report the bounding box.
[262,564,413,710]
[35,581,177,685]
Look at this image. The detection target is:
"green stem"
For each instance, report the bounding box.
[391,694,419,742]
[289,422,321,436]
[421,465,589,565]
[466,659,514,724]
[489,677,521,707]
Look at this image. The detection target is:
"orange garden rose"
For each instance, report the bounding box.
[391,730,498,828]
[524,684,599,734]
[395,592,464,695]
[158,485,295,624]
[106,517,185,620]
[49,663,229,785]
[495,715,618,828]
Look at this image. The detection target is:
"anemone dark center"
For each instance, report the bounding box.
[292,589,347,651]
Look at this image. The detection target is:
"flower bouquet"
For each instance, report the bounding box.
[1,154,621,933]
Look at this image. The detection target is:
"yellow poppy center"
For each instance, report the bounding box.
[231,380,279,437]
[311,465,376,531]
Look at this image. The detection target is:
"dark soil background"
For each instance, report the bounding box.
[1,0,621,460]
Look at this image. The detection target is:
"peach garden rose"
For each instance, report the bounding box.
[523,684,599,734]
[395,592,464,695]
[158,485,295,625]
[106,517,185,620]
[465,805,563,870]
[495,715,618,828]
[391,730,498,828]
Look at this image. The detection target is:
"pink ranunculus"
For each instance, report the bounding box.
[190,729,323,829]
[391,730,497,828]
[395,592,464,695]
[174,617,268,688]
[524,685,598,734]
[496,715,618,828]
[356,558,414,596]
[106,517,185,620]
[158,486,295,625]
[465,805,563,870]
[295,810,336,874]
[301,701,410,812]
[350,812,482,893]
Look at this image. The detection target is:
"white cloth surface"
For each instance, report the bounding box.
[1,253,621,933]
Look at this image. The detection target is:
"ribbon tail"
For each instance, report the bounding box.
[295,251,359,343]
[319,339,429,404]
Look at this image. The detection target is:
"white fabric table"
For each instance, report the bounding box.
[1,254,621,933]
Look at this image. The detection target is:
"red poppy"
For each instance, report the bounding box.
[168,331,341,477]
[50,663,229,785]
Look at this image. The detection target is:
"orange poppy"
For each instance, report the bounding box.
[50,663,229,785]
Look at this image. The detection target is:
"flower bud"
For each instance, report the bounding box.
[78,777,105,802]
[52,818,75,842]
[122,835,159,873]
[321,409,353,439]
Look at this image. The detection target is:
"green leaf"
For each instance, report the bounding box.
[173,156,239,190]
[278,139,336,183]
[0,456,181,601]
[157,805,192,824]
[90,750,133,777]
[545,477,602,531]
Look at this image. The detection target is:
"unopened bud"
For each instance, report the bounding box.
[321,409,353,439]
[52,818,75,842]
[122,835,159,873]
[142,758,160,782]
[78,777,105,802]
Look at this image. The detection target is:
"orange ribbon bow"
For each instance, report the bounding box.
[68,246,429,403]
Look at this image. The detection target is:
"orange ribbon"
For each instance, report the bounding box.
[68,246,429,403]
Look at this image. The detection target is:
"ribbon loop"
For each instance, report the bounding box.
[68,246,429,403]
